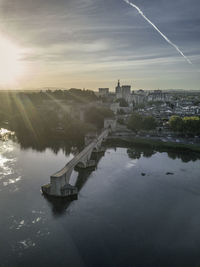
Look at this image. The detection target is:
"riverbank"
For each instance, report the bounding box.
[106,135,200,154]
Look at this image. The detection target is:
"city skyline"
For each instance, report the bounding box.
[0,0,200,90]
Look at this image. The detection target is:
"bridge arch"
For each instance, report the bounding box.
[76,161,86,169]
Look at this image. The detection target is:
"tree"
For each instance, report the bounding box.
[169,115,200,134]
[183,116,200,134]
[169,116,183,132]
[143,116,157,130]
[127,113,157,131]
[127,113,144,131]
[85,107,114,129]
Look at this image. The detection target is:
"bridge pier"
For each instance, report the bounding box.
[92,146,106,153]
[75,159,96,170]
[42,169,78,198]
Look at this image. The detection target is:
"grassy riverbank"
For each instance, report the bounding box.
[106,136,200,154]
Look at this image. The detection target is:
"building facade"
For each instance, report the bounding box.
[121,85,131,102]
[115,80,122,99]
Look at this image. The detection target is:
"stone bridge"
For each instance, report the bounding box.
[41,128,110,198]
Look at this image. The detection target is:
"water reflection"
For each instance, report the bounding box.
[127,147,156,159]
[9,212,46,231]
[126,146,200,162]
[3,127,200,163]
[13,128,83,156]
[0,154,15,176]
[0,128,15,141]
[1,128,81,157]
[167,151,200,162]
[11,239,36,256]
[0,140,22,193]
[43,194,74,216]
[3,176,22,187]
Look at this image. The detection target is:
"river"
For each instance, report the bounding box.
[0,137,200,267]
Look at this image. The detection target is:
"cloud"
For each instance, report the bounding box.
[0,0,199,89]
[22,39,110,63]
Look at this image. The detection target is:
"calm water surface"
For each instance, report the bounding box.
[0,139,200,267]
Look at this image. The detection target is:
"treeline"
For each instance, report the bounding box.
[0,90,113,151]
[0,89,97,121]
[127,112,157,131]
[169,116,200,134]
[42,88,97,103]
[8,105,92,150]
[0,89,97,126]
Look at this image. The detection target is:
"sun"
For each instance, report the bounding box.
[0,35,25,87]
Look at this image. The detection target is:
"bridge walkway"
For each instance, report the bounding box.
[51,129,109,178]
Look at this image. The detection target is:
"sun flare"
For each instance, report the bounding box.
[0,35,25,87]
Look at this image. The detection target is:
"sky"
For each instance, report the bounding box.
[0,0,200,90]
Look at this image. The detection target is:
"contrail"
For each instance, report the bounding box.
[124,0,192,64]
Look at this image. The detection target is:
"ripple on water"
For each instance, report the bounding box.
[0,140,22,192]
[11,238,36,257]
[3,176,22,187]
[0,155,16,176]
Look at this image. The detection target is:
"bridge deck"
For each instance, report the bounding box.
[51,129,108,178]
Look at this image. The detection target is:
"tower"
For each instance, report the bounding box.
[121,85,131,103]
[115,80,122,99]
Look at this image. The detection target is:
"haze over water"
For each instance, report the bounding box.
[1,138,200,267]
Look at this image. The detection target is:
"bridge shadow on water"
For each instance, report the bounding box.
[43,151,105,216]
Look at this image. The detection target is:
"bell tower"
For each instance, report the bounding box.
[115,79,122,99]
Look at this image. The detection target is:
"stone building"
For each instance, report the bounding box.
[121,85,131,102]
[147,90,169,102]
[115,80,122,99]
[132,90,146,105]
[104,118,117,131]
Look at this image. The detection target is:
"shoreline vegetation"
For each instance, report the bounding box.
[106,135,200,154]
[1,129,200,154]
[0,90,113,152]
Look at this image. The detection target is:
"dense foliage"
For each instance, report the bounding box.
[127,112,157,131]
[169,115,200,134]
[84,106,114,129]
[0,89,97,114]
[0,90,98,150]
